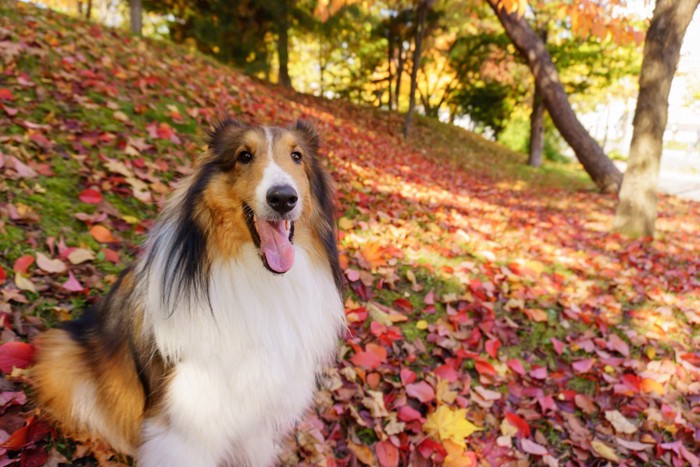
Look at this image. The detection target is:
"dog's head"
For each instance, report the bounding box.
[201,119,327,274]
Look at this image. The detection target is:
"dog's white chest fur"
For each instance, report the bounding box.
[139,244,343,466]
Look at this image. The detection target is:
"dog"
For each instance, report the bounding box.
[32,119,345,466]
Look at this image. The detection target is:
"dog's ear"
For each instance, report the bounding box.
[208,118,248,156]
[292,119,319,154]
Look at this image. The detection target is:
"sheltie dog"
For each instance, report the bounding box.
[32,119,345,466]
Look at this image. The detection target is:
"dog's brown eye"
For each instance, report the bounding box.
[291,151,302,163]
[238,151,253,164]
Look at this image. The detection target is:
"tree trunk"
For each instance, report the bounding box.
[486,0,622,192]
[403,0,433,139]
[394,48,406,110]
[528,86,545,167]
[85,0,92,19]
[387,32,394,111]
[614,0,699,237]
[278,2,293,89]
[130,0,143,36]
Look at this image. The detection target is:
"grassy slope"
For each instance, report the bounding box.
[0,2,698,465]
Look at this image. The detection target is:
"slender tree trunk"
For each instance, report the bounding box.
[486,0,622,192]
[130,0,143,36]
[394,49,406,110]
[614,0,699,237]
[278,2,293,89]
[77,0,83,16]
[387,33,394,111]
[403,0,433,139]
[529,86,545,167]
[85,0,92,19]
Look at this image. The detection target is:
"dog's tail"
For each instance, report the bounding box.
[32,329,144,454]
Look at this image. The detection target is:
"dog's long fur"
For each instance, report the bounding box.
[32,120,345,466]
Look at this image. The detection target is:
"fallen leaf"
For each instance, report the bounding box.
[591,439,619,462]
[68,248,96,264]
[406,381,435,403]
[13,255,35,274]
[375,440,399,467]
[36,252,66,273]
[90,225,116,243]
[521,438,548,456]
[0,342,36,373]
[62,271,84,292]
[605,410,637,434]
[424,405,481,448]
[78,188,104,204]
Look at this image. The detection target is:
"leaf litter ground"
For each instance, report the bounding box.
[0,3,698,466]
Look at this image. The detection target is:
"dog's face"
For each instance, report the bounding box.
[202,120,320,274]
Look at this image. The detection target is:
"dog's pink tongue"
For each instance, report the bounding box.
[257,220,294,273]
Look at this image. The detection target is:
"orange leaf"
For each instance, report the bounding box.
[360,242,385,269]
[640,378,664,395]
[90,225,116,243]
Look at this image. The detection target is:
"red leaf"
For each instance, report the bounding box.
[608,334,629,357]
[485,339,501,359]
[572,358,595,373]
[0,265,6,284]
[100,248,120,264]
[400,368,417,385]
[375,440,399,467]
[507,358,526,375]
[13,255,35,274]
[1,417,50,450]
[21,447,49,467]
[0,342,36,373]
[350,343,386,370]
[529,365,548,380]
[474,358,496,377]
[78,188,104,204]
[0,88,13,100]
[505,412,531,438]
[406,381,435,403]
[550,337,565,355]
[398,405,422,422]
[434,363,459,382]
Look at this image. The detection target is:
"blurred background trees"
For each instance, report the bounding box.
[29,1,699,203]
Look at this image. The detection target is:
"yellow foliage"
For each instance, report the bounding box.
[424,406,481,448]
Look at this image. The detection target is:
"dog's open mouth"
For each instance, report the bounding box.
[243,203,295,274]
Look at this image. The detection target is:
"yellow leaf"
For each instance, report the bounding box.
[424,406,481,448]
[14,273,36,293]
[500,418,518,437]
[591,439,619,462]
[338,217,354,231]
[416,320,428,330]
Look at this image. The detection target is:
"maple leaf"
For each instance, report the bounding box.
[424,406,481,448]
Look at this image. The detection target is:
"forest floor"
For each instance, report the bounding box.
[0,3,698,466]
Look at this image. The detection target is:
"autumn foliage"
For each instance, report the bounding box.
[0,2,699,465]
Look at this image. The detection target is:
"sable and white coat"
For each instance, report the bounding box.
[33,120,344,466]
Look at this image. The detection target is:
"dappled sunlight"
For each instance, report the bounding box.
[0,3,699,465]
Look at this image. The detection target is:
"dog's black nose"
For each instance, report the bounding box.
[266,185,298,214]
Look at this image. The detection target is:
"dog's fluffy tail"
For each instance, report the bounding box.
[32,329,144,454]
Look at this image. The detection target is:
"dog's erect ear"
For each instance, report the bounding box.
[208,118,247,155]
[292,119,319,154]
